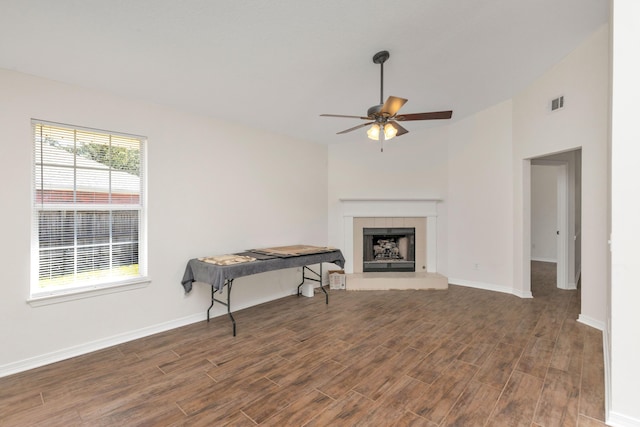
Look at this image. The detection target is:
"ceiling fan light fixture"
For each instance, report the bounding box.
[367,124,381,140]
[384,123,397,140]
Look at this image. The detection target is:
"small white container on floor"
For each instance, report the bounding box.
[300,283,314,297]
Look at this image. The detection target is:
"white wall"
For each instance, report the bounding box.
[447,100,515,294]
[609,0,640,424]
[0,69,329,375]
[531,165,558,262]
[512,25,610,327]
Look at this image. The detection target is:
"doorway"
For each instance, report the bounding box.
[531,161,568,289]
[529,149,582,292]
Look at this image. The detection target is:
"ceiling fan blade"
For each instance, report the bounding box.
[380,96,408,117]
[396,110,453,121]
[336,122,375,134]
[388,121,409,136]
[320,114,370,120]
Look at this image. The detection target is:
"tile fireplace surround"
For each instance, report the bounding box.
[338,198,448,291]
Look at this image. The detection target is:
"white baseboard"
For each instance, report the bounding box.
[0,312,205,378]
[448,278,533,298]
[530,257,557,263]
[1,287,301,378]
[577,314,605,331]
[607,412,640,427]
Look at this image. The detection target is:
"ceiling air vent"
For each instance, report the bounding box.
[551,95,565,111]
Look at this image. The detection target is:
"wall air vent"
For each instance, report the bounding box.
[551,95,565,111]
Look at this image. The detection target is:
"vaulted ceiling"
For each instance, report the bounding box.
[0,0,608,144]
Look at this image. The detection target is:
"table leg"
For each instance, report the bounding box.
[207,285,214,322]
[226,280,236,336]
[319,263,328,304]
[209,279,237,336]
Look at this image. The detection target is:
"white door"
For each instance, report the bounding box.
[555,163,569,289]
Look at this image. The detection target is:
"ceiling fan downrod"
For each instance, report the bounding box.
[372,50,389,106]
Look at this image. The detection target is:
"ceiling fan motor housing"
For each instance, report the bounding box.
[367,104,385,120]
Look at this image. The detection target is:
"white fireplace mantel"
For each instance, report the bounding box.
[339,198,441,274]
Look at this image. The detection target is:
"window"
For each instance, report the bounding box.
[31,120,147,299]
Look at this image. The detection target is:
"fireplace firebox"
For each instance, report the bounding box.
[363,227,415,272]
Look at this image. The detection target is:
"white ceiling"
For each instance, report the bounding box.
[0,0,608,145]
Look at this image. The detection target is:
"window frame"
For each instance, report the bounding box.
[29,119,149,304]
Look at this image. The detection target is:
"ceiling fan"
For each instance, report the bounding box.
[321,50,453,150]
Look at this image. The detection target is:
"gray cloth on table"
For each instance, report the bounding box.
[181,249,345,293]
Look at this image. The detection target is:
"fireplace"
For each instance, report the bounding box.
[338,198,441,275]
[363,227,415,272]
[336,199,448,290]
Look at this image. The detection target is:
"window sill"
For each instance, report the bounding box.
[27,277,151,307]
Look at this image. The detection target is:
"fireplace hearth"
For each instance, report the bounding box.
[363,227,415,272]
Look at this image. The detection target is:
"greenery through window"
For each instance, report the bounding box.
[32,120,147,296]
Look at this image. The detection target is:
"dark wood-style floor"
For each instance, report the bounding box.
[1,262,608,426]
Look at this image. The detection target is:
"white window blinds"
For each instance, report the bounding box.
[32,120,147,296]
